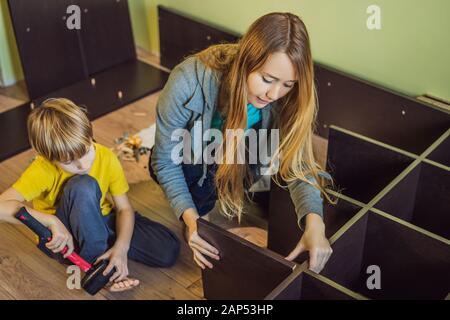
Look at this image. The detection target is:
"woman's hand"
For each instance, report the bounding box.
[95,244,130,283]
[187,226,220,269]
[286,213,333,274]
[183,208,220,269]
[46,216,75,258]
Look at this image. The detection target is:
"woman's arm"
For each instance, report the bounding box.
[286,174,333,273]
[152,59,220,269]
[151,59,199,221]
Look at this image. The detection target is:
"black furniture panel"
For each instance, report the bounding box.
[34,60,168,120]
[3,1,168,162]
[199,218,358,300]
[427,135,450,168]
[7,0,87,99]
[0,103,32,160]
[198,218,294,300]
[372,165,420,223]
[268,272,356,300]
[158,6,240,69]
[8,0,138,98]
[315,64,450,155]
[77,0,136,74]
[321,212,450,299]
[375,162,450,239]
[0,61,167,162]
[268,182,362,260]
[326,127,415,203]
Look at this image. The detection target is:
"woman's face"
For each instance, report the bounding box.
[247,52,297,108]
[56,143,96,175]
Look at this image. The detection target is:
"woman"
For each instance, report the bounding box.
[150,12,334,273]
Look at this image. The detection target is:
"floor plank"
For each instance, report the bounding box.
[187,278,204,299]
[0,283,15,300]
[0,223,106,300]
[99,259,200,300]
[127,181,203,289]
[0,149,35,191]
[0,95,24,114]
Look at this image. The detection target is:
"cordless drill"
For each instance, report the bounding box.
[15,207,115,295]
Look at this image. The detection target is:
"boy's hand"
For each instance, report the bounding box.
[46,216,75,258]
[95,244,130,283]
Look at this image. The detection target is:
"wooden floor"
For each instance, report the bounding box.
[0,51,273,300]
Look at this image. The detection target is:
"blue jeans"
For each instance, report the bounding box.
[38,175,180,267]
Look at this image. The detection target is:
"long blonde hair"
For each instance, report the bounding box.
[195,12,334,220]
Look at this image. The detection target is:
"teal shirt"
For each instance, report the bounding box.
[210,103,262,130]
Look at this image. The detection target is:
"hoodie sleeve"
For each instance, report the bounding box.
[151,59,199,220]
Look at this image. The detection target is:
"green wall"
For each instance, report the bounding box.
[128,0,166,54]
[0,0,23,86]
[158,0,450,100]
[1,0,449,101]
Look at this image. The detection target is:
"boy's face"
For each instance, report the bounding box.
[56,144,96,175]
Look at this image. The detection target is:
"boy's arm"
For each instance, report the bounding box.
[0,187,54,227]
[111,193,135,250]
[0,187,75,257]
[95,193,135,283]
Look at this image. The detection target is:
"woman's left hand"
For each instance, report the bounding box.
[285,213,333,274]
[95,244,130,283]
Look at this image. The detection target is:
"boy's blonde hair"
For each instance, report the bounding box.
[27,98,93,163]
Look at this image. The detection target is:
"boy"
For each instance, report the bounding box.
[0,98,180,292]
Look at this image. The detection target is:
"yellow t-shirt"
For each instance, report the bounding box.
[13,143,129,215]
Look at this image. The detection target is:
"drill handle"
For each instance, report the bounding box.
[15,207,52,242]
[15,207,93,272]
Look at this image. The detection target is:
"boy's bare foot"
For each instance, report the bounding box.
[108,277,140,292]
